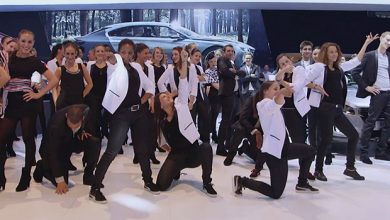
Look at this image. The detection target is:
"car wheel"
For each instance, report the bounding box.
[202,46,223,65]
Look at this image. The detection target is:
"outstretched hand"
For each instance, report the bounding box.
[364,33,379,45]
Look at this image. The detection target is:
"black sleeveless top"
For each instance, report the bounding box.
[57,63,85,109]
[90,63,107,97]
[163,111,196,152]
[282,73,294,109]
[153,64,165,93]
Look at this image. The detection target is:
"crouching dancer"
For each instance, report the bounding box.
[154,49,217,197]
[233,81,318,199]
[33,104,100,194]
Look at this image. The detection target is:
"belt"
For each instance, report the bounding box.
[130,104,140,112]
[379,90,390,94]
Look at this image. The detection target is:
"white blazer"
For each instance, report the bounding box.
[257,98,286,159]
[175,77,200,144]
[306,57,361,107]
[102,54,155,114]
[289,66,310,116]
[145,62,155,86]
[157,63,198,98]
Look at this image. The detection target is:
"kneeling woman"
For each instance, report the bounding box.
[233,81,318,199]
[154,49,217,197]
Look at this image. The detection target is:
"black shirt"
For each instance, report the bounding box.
[323,67,344,105]
[153,64,165,93]
[119,64,141,108]
[8,54,47,79]
[59,64,85,106]
[162,111,194,152]
[153,64,165,84]
[282,73,294,108]
[90,64,107,97]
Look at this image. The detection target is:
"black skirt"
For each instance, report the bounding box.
[5,91,39,119]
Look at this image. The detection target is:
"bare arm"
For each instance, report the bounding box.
[81,64,93,98]
[0,66,10,88]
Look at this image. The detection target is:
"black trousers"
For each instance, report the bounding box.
[93,106,153,189]
[316,102,359,171]
[208,94,220,138]
[35,136,101,186]
[157,143,213,191]
[217,95,235,148]
[85,94,104,138]
[191,98,211,143]
[242,141,315,199]
[227,126,260,161]
[308,107,320,152]
[360,91,390,157]
[282,108,307,143]
[0,115,37,170]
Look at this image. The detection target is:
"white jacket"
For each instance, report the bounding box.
[157,63,198,98]
[102,54,155,114]
[289,66,310,116]
[175,77,200,144]
[257,98,286,159]
[306,57,361,107]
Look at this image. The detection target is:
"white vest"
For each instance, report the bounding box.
[257,98,286,159]
[175,78,200,144]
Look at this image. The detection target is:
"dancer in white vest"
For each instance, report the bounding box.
[154,48,217,197]
[233,81,318,199]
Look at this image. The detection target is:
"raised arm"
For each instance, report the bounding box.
[177,50,189,104]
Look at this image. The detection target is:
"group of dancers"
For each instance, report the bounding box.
[0,28,389,204]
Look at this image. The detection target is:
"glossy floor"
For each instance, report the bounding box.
[0,138,389,220]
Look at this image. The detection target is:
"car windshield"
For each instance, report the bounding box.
[174,26,200,37]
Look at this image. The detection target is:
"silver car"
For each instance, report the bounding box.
[75,22,255,66]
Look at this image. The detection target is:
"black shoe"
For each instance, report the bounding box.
[173,172,181,180]
[156,146,166,153]
[223,155,234,166]
[374,154,390,161]
[314,171,327,181]
[118,147,124,155]
[203,183,217,197]
[89,188,107,204]
[133,156,139,164]
[0,174,6,192]
[232,175,243,196]
[33,166,43,183]
[296,181,319,193]
[307,172,316,181]
[144,182,160,195]
[216,146,228,157]
[343,168,365,180]
[325,155,332,165]
[67,162,77,171]
[6,146,16,157]
[16,167,31,192]
[150,155,160,165]
[360,156,373,164]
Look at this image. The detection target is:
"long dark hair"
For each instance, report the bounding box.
[318,42,343,68]
[252,81,277,117]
